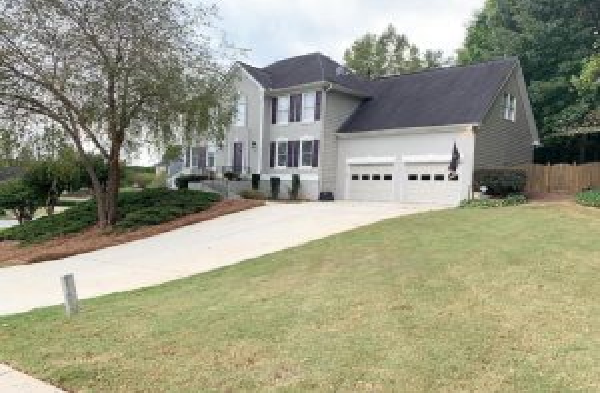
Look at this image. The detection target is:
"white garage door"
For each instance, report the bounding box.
[347,165,394,201]
[404,163,461,205]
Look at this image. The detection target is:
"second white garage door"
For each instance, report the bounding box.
[403,163,461,205]
[347,165,394,201]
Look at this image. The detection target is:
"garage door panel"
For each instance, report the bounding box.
[347,165,394,201]
[404,164,461,204]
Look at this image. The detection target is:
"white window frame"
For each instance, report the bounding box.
[300,138,314,169]
[302,92,316,123]
[503,93,517,122]
[276,138,288,168]
[234,95,247,127]
[277,95,290,125]
[206,149,216,169]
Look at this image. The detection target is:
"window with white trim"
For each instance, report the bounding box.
[503,93,517,121]
[302,92,316,122]
[301,140,314,167]
[234,95,247,126]
[277,141,288,167]
[207,151,215,168]
[277,95,290,125]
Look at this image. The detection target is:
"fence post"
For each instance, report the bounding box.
[61,274,79,317]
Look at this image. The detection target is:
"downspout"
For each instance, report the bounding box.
[319,83,334,195]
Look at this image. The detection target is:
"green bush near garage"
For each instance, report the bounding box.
[0,189,220,243]
[575,190,600,207]
[460,194,527,208]
[473,169,527,197]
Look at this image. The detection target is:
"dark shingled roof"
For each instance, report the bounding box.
[339,58,518,132]
[239,53,369,94]
[239,54,519,132]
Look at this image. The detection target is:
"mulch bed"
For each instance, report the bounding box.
[0,199,264,268]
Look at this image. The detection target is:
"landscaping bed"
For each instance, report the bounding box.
[0,189,264,266]
[2,204,600,391]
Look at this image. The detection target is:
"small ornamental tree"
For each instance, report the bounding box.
[0,0,236,228]
[0,180,39,224]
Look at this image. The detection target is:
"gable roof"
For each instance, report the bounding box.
[339,58,519,132]
[239,53,369,94]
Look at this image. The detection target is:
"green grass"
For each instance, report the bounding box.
[0,189,220,244]
[2,204,600,392]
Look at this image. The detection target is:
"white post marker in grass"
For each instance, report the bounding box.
[61,274,79,316]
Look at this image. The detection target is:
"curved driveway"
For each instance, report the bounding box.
[0,202,442,315]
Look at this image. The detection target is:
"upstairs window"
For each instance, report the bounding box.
[277,95,290,125]
[234,95,247,126]
[301,140,314,167]
[302,92,316,122]
[503,93,517,122]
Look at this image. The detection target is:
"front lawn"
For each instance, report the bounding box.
[2,204,600,391]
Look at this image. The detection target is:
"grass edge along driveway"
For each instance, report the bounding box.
[2,203,600,392]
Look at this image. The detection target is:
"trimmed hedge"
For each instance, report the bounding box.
[576,190,600,207]
[473,169,527,197]
[239,189,267,200]
[460,194,527,208]
[0,189,220,243]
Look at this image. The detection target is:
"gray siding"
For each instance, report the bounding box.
[321,91,362,194]
[475,69,535,168]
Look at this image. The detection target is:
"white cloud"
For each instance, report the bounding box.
[210,0,484,66]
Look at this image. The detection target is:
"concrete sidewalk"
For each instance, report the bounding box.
[0,202,441,315]
[0,365,64,392]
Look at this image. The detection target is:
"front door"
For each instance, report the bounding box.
[233,142,243,173]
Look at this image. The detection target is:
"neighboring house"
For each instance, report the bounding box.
[171,53,539,205]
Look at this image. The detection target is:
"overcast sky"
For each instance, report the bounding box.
[211,0,485,67]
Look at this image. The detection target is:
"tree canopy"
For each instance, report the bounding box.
[343,24,448,78]
[458,0,600,137]
[0,0,237,227]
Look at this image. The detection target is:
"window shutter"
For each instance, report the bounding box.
[198,146,207,168]
[296,94,303,122]
[312,140,319,167]
[269,142,276,168]
[287,141,294,167]
[288,95,295,123]
[315,91,322,121]
[291,141,300,167]
[185,147,191,167]
[271,97,278,124]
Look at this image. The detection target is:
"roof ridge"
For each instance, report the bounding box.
[373,56,519,81]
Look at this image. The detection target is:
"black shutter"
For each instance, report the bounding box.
[291,141,300,167]
[315,91,322,121]
[289,95,295,123]
[312,140,319,167]
[184,147,190,167]
[287,141,294,167]
[271,97,277,124]
[269,142,276,168]
[296,94,303,122]
[198,146,207,168]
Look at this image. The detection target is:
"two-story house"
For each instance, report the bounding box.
[171,53,539,205]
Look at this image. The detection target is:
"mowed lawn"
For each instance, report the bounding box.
[2,204,600,392]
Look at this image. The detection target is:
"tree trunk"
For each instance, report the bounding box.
[105,150,121,227]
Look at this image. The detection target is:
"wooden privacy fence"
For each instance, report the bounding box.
[509,163,600,194]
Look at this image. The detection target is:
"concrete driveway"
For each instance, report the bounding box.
[0,202,443,315]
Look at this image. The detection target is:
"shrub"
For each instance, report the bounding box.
[460,194,527,208]
[270,177,281,200]
[0,180,39,223]
[239,189,267,200]
[251,174,261,190]
[175,174,209,190]
[0,188,221,243]
[473,169,527,197]
[224,172,240,181]
[131,172,155,189]
[289,174,301,200]
[576,190,600,207]
[149,172,167,188]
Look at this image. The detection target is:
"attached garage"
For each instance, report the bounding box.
[346,164,395,201]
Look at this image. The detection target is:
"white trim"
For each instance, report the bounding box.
[402,154,459,164]
[276,95,290,125]
[336,124,475,139]
[261,174,319,181]
[301,92,317,123]
[346,156,396,165]
[275,138,288,169]
[299,136,315,169]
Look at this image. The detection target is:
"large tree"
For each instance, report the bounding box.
[458,0,600,137]
[343,24,448,78]
[0,0,236,227]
